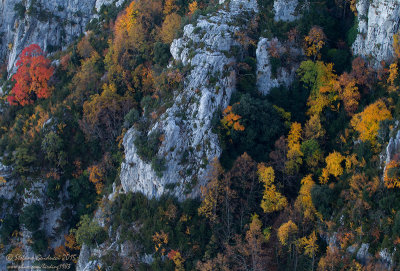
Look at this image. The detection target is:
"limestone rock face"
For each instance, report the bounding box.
[273,0,299,22]
[120,0,258,200]
[352,0,400,65]
[0,0,121,72]
[384,129,400,166]
[256,37,301,95]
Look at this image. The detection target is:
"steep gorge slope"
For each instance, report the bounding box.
[1,0,400,269]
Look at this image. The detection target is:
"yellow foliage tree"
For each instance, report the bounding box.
[188,1,198,15]
[388,63,399,92]
[304,26,326,60]
[285,122,303,175]
[347,0,357,15]
[153,230,169,255]
[287,122,302,150]
[163,0,179,15]
[258,164,288,213]
[298,231,319,269]
[304,114,325,140]
[243,213,266,270]
[160,13,181,44]
[115,1,138,34]
[277,220,298,246]
[320,151,345,184]
[350,99,392,144]
[295,175,322,221]
[384,160,400,189]
[198,158,224,222]
[298,61,340,117]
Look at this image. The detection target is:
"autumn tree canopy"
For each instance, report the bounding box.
[8,44,54,106]
[258,164,288,213]
[304,26,326,60]
[350,99,392,144]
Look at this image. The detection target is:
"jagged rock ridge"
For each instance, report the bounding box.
[120,0,258,200]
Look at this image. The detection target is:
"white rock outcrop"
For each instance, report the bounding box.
[0,0,122,72]
[120,0,258,200]
[383,128,400,166]
[352,0,400,65]
[256,37,301,95]
[273,0,299,22]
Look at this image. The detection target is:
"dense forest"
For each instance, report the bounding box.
[1,0,400,270]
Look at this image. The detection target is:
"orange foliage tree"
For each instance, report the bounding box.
[88,165,104,195]
[105,0,163,91]
[65,233,80,250]
[221,104,245,134]
[77,33,94,58]
[8,44,54,106]
[350,99,392,144]
[153,230,169,255]
[79,86,133,143]
[188,1,198,15]
[54,245,68,259]
[351,57,371,87]
[167,250,185,271]
[338,72,360,115]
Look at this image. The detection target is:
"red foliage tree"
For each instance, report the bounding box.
[8,44,54,106]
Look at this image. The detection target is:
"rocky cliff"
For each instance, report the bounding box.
[352,0,400,65]
[273,0,298,22]
[256,37,301,95]
[0,0,123,72]
[120,0,258,200]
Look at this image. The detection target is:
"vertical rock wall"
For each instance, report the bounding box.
[352,0,400,65]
